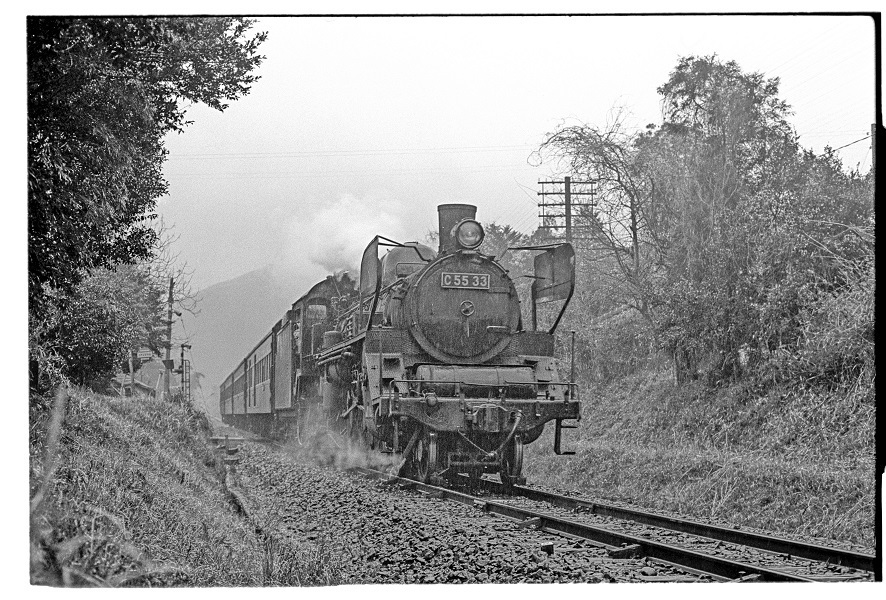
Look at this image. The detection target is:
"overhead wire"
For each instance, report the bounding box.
[164,164,530,179]
[858,146,872,172]
[776,47,867,96]
[760,22,844,74]
[829,134,871,152]
[167,144,536,160]
[511,179,549,233]
[753,20,872,167]
[496,178,536,224]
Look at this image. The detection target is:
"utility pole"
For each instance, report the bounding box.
[538,177,595,241]
[179,343,191,404]
[163,276,174,400]
[180,344,185,392]
[872,123,877,173]
[564,176,572,242]
[129,350,135,397]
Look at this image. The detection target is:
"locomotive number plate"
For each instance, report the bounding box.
[441,272,490,290]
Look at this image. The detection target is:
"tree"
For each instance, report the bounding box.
[534,111,660,329]
[28,17,265,391]
[646,56,871,381]
[28,17,266,311]
[479,222,532,273]
[535,55,873,385]
[30,265,166,390]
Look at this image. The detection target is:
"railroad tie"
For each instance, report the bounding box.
[516,517,542,529]
[606,544,643,559]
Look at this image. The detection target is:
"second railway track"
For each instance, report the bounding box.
[357,467,875,582]
[477,476,876,573]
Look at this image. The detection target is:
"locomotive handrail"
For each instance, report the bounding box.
[390,377,579,398]
[393,378,536,387]
[359,236,383,335]
[392,377,577,387]
[361,235,433,336]
[336,277,405,338]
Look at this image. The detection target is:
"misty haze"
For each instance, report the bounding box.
[27,12,877,588]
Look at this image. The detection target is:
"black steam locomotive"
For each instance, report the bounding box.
[220,204,580,486]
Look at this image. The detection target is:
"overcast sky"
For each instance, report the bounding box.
[157,14,876,292]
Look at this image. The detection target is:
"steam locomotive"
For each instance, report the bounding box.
[220,204,580,487]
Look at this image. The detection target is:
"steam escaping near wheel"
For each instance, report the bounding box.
[279,413,402,473]
[220,203,580,489]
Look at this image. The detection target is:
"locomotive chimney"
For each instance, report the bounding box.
[437,204,477,254]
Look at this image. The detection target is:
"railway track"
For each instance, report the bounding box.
[357,467,876,582]
[220,434,876,582]
[473,476,876,573]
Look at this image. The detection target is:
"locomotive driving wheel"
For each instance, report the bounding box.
[412,428,438,483]
[499,433,524,491]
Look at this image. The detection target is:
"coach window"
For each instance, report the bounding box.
[307,303,327,321]
[292,308,302,353]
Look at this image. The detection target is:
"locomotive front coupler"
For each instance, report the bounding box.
[454,409,522,461]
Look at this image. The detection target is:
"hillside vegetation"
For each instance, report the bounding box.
[524,55,875,550]
[524,358,875,549]
[29,390,343,586]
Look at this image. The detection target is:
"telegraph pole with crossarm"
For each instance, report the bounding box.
[537,176,596,242]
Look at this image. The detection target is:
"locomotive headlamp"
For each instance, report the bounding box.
[453,219,485,250]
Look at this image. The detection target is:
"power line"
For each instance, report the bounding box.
[761,22,843,74]
[486,201,529,233]
[860,146,873,172]
[801,129,871,136]
[779,46,869,96]
[513,178,544,208]
[167,144,535,160]
[830,134,871,152]
[164,163,528,179]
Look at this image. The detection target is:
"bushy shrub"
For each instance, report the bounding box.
[562,309,658,383]
[30,266,165,397]
[769,242,874,388]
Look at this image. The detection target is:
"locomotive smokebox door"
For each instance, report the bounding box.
[407,253,520,364]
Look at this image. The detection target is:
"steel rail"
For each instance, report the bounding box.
[357,468,816,582]
[495,481,876,573]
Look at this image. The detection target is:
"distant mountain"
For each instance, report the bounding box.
[181,266,317,419]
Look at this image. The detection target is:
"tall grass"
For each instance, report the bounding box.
[527,227,876,549]
[29,389,344,586]
[524,364,875,548]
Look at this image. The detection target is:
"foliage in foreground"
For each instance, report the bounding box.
[30,266,167,392]
[28,17,265,310]
[28,17,266,393]
[29,389,343,586]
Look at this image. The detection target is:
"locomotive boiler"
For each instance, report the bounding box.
[221,203,580,488]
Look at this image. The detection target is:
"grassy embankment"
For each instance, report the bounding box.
[29,390,344,586]
[524,363,876,549]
